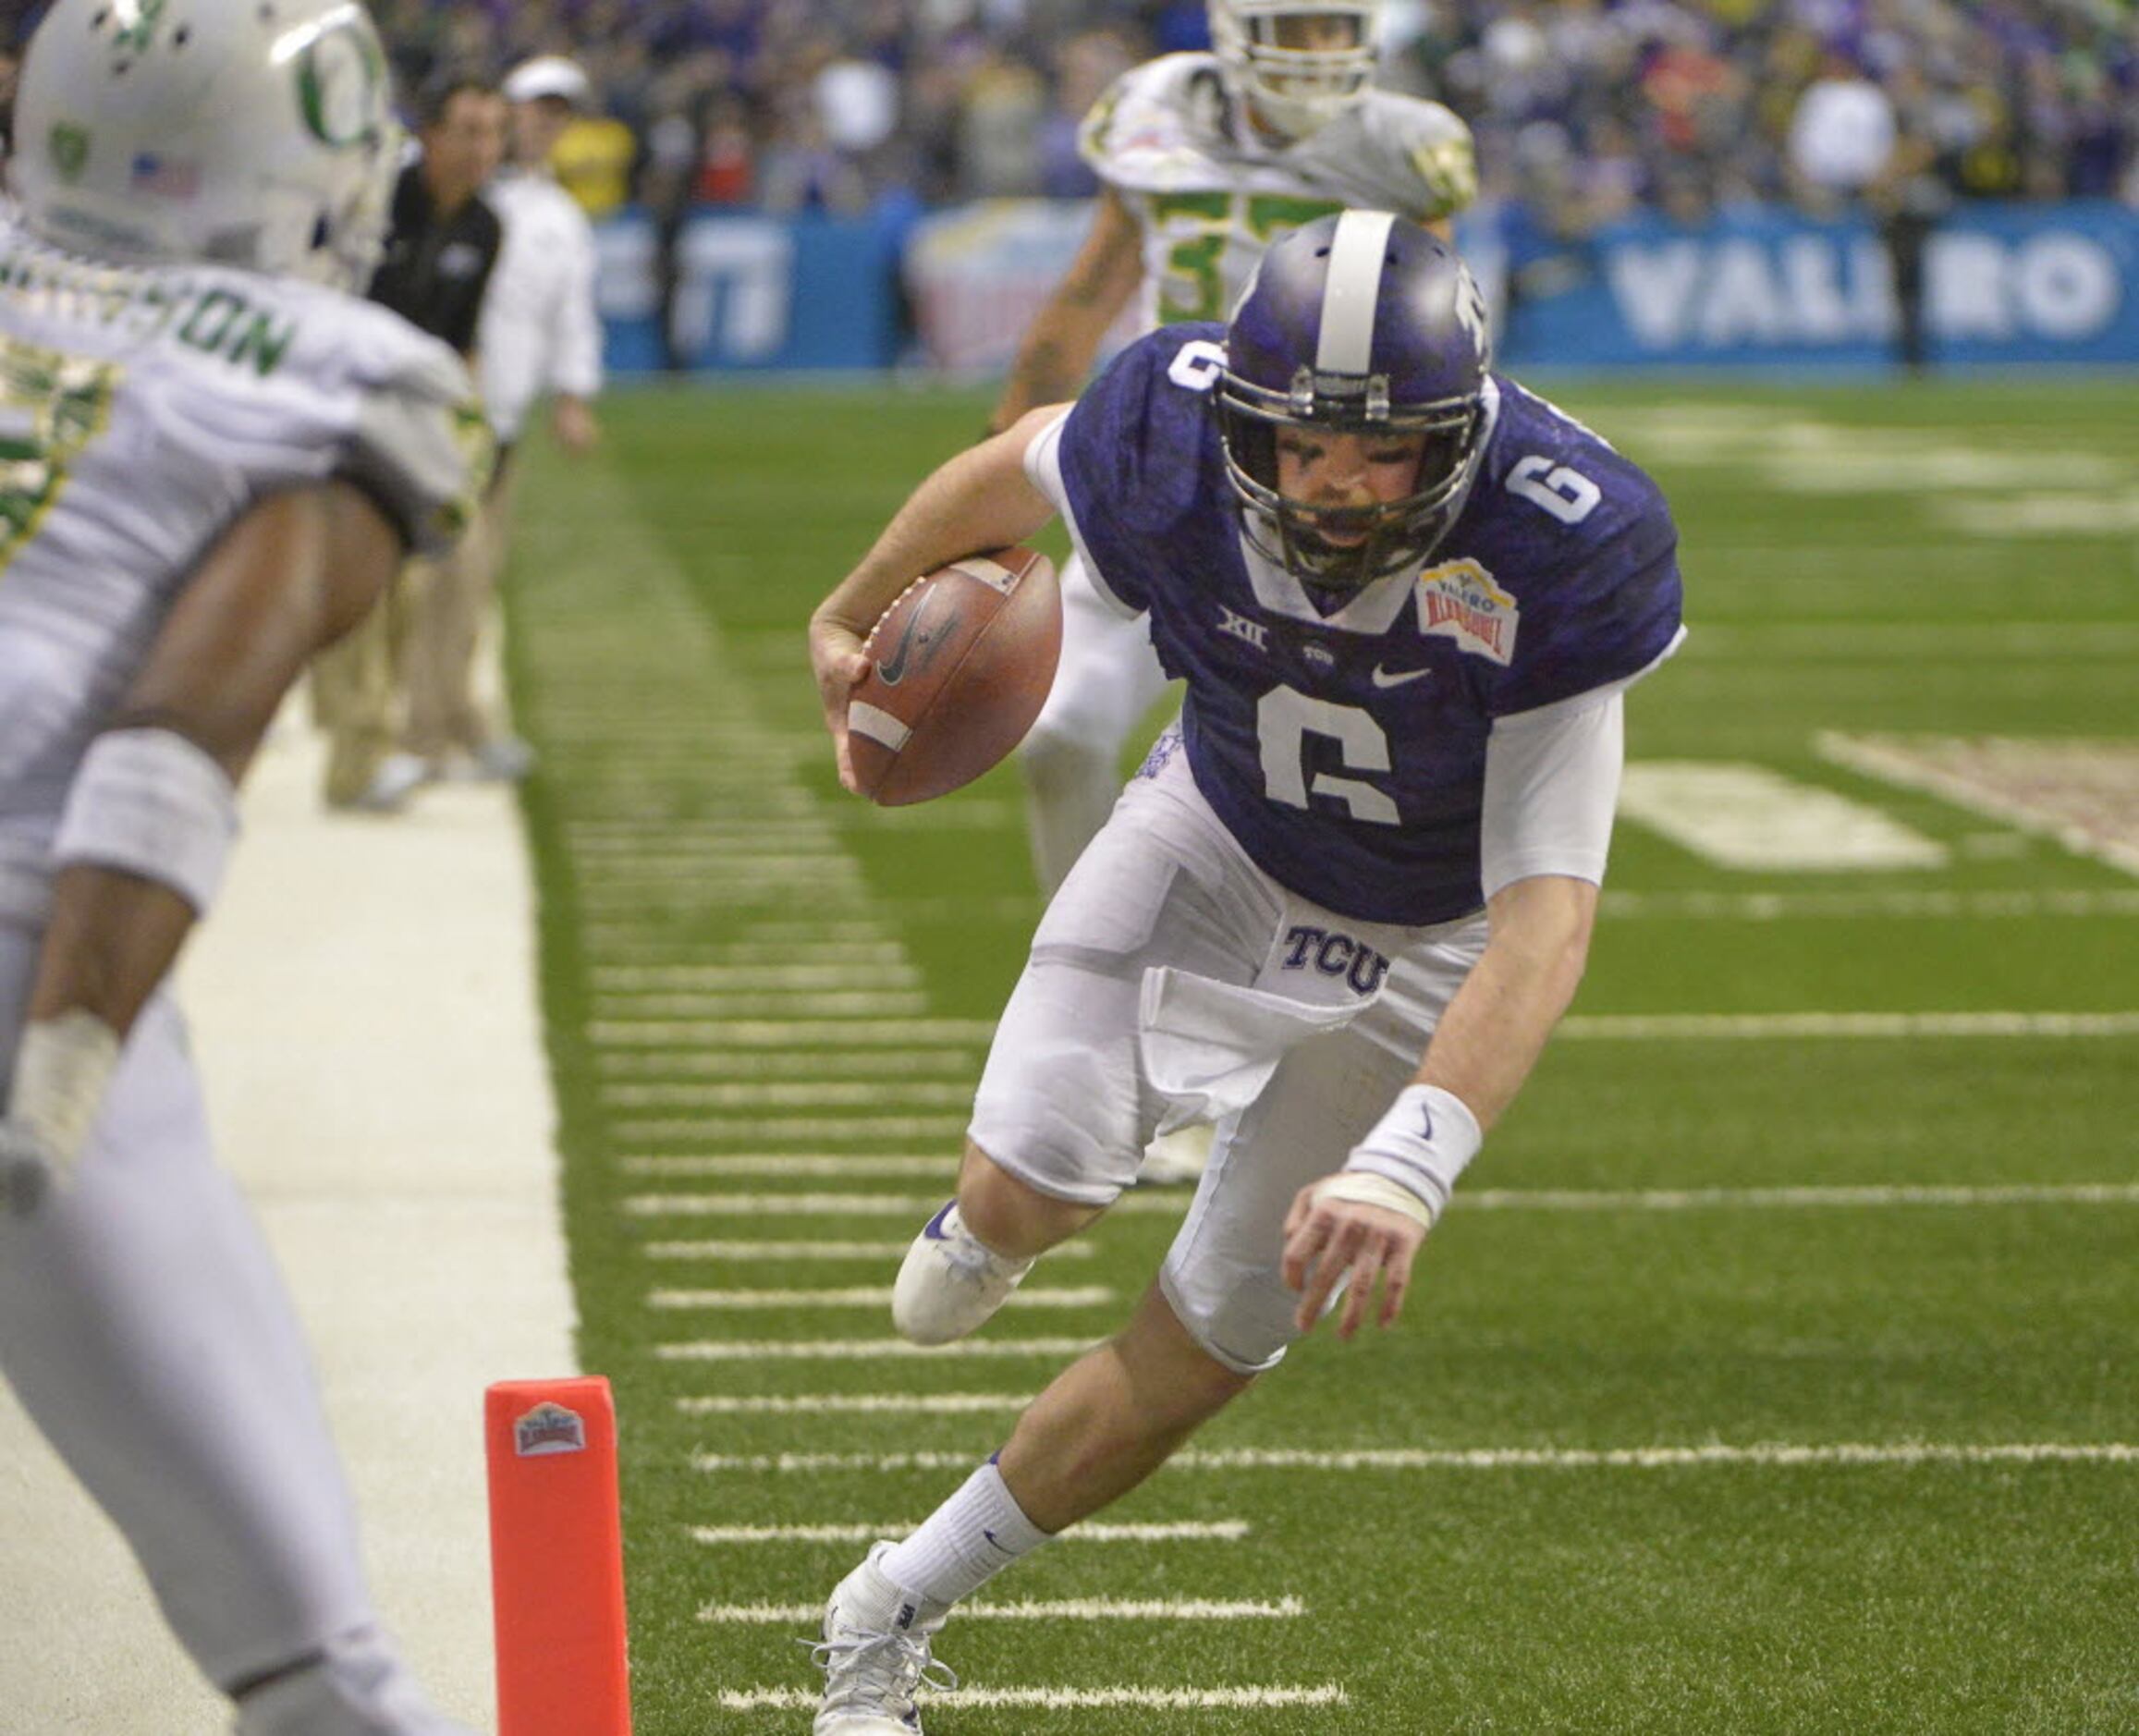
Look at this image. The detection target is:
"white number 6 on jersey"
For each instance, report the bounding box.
[1257,688,1400,825]
[1167,339,1228,393]
[1507,456,1601,524]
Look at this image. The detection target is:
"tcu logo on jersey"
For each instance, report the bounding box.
[1281,924,1391,996]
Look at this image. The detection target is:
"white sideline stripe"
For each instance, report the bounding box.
[690,1441,2139,1473]
[624,1192,1181,1218]
[688,1519,1248,1541]
[1461,1183,2139,1211]
[646,1285,1113,1310]
[589,1019,996,1045]
[590,963,920,990]
[717,1686,1347,1712]
[1559,1011,2139,1039]
[1601,887,2139,921]
[623,1155,957,1179]
[704,1595,1303,1624]
[670,1338,1097,1365]
[616,1116,973,1143]
[642,1239,1094,1261]
[678,1393,1033,1416]
[848,701,912,752]
[602,1082,971,1110]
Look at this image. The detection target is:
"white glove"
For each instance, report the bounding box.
[4,1009,121,1213]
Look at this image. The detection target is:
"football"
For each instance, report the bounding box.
[846,546,1061,806]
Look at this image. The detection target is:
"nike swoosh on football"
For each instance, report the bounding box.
[1371,663,1432,688]
[876,588,942,687]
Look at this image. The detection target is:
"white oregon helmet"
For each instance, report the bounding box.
[1207,0,1381,141]
[11,0,400,289]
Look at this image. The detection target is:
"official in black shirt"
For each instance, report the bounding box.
[368,77,507,357]
[318,76,508,812]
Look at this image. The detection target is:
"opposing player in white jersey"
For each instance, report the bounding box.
[807,211,1682,1731]
[0,3,487,1730]
[993,0,1477,899]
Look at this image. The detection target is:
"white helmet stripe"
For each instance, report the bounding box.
[1314,209,1397,375]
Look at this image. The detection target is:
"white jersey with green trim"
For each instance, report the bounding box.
[1078,51,1477,330]
[0,219,487,925]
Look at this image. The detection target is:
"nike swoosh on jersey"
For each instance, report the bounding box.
[1371,663,1432,688]
[875,587,942,686]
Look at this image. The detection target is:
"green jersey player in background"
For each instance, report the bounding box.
[990,0,1476,1182]
[0,2,487,1729]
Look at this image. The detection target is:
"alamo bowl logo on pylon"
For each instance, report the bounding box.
[1416,559,1519,666]
[514,1400,588,1457]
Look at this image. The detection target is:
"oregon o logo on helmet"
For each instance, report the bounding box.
[295,16,386,149]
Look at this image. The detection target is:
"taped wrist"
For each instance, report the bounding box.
[1342,1082,1483,1225]
[8,1009,121,1171]
[52,727,238,914]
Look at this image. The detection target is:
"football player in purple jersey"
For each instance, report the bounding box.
[804,210,1683,1733]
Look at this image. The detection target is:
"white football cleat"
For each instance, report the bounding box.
[1136,1122,1216,1187]
[808,1542,955,1734]
[891,1202,1033,1345]
[230,1628,477,1735]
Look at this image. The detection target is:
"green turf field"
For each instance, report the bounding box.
[504,377,2138,1734]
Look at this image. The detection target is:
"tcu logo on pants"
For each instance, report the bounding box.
[1280,925,1391,996]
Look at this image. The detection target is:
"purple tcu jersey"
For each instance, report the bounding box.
[1050,325,1684,925]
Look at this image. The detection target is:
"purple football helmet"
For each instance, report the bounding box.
[1218,209,1492,592]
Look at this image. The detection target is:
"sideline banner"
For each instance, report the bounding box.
[592,200,2138,375]
[593,210,900,373]
[1471,199,2138,369]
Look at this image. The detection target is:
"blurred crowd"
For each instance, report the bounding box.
[352,0,2139,234]
[0,1,2133,232]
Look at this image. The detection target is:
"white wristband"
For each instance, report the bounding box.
[1342,1083,1483,1224]
[8,1009,122,1177]
[52,727,238,914]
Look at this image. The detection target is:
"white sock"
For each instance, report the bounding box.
[880,1458,1051,1610]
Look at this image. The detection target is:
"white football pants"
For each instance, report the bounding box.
[1017,551,1174,896]
[0,922,385,1695]
[972,741,1489,1374]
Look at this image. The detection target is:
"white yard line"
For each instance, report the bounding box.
[624,1192,1181,1217]
[602,1082,973,1109]
[589,1019,998,1045]
[1600,888,2139,921]
[616,1115,974,1143]
[688,1519,1248,1542]
[678,1394,1033,1416]
[598,1052,977,1078]
[669,1339,1099,1365]
[718,1685,1349,1712]
[1559,1011,2139,1039]
[705,1595,1303,1623]
[1460,1183,2139,1211]
[691,1441,2139,1474]
[647,1286,1113,1309]
[622,1155,958,1178]
[642,1239,1094,1261]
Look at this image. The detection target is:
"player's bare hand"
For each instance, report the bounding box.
[807,611,873,793]
[1281,1180,1427,1339]
[551,396,600,455]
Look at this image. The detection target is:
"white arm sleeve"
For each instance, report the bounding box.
[548,205,605,400]
[1021,407,1143,618]
[1479,689,1625,900]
